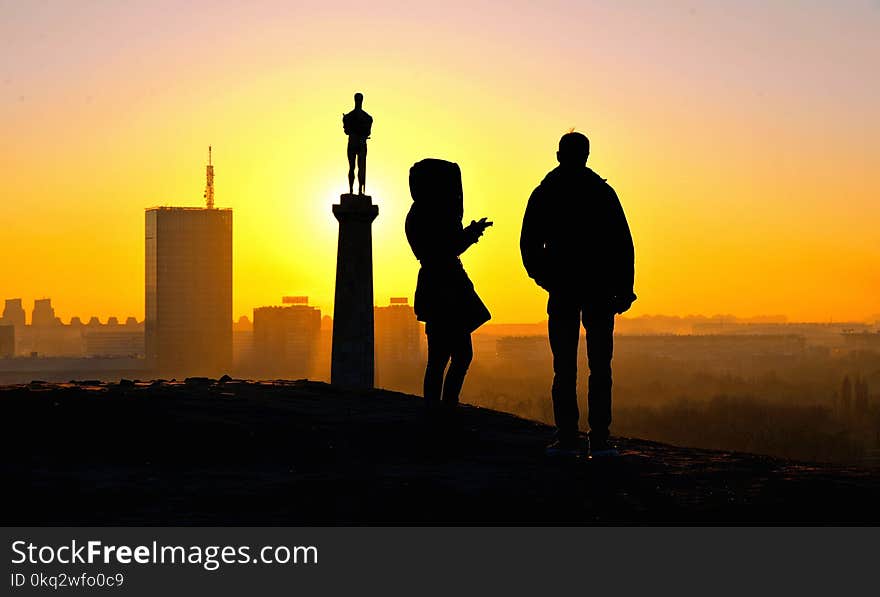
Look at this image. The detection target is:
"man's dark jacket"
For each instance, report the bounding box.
[520,165,634,303]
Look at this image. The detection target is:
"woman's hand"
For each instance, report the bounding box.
[467,217,493,240]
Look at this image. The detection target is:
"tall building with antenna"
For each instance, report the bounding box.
[204,145,214,209]
[145,147,232,377]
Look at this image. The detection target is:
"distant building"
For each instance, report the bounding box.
[691,322,870,347]
[612,334,808,376]
[232,315,254,370]
[252,298,321,379]
[496,336,551,366]
[145,207,233,377]
[22,298,81,356]
[31,298,57,327]
[313,315,334,383]
[1,297,146,358]
[82,318,145,358]
[0,325,13,358]
[841,331,880,352]
[1,298,26,327]
[373,297,423,388]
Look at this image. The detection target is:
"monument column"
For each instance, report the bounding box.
[331,193,379,388]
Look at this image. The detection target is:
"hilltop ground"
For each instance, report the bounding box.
[1,378,878,525]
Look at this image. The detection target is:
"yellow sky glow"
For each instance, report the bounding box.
[1,1,878,324]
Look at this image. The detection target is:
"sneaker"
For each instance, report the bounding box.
[588,436,619,458]
[545,438,584,458]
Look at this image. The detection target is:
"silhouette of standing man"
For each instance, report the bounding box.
[520,132,636,458]
[342,92,373,195]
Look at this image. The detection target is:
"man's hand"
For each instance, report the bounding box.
[611,292,637,314]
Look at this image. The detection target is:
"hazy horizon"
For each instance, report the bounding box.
[2,1,878,323]
[3,296,877,328]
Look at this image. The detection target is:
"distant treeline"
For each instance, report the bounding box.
[458,347,880,465]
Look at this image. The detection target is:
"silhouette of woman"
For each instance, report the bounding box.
[406,159,492,419]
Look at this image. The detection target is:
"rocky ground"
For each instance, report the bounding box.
[2,378,878,525]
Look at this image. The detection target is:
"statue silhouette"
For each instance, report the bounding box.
[406,158,492,420]
[342,92,373,195]
[520,132,636,458]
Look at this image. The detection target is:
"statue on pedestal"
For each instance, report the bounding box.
[342,92,373,195]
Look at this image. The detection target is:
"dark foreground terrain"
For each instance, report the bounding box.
[2,379,878,524]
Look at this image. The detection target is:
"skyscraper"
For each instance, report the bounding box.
[31,298,58,327]
[0,325,13,358]
[373,297,424,391]
[1,298,26,328]
[374,298,422,366]
[252,297,321,379]
[145,207,232,377]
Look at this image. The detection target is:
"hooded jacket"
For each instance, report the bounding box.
[520,165,634,302]
[406,159,490,333]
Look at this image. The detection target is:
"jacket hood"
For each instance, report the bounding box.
[410,159,462,202]
[409,158,464,220]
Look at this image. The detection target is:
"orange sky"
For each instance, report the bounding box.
[1,1,878,324]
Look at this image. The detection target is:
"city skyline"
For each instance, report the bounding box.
[3,293,879,328]
[2,1,878,323]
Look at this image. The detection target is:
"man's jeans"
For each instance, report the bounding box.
[547,293,615,442]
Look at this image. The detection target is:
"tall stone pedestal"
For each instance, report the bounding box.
[331,193,379,389]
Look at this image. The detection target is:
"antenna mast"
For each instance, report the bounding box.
[204,145,215,209]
